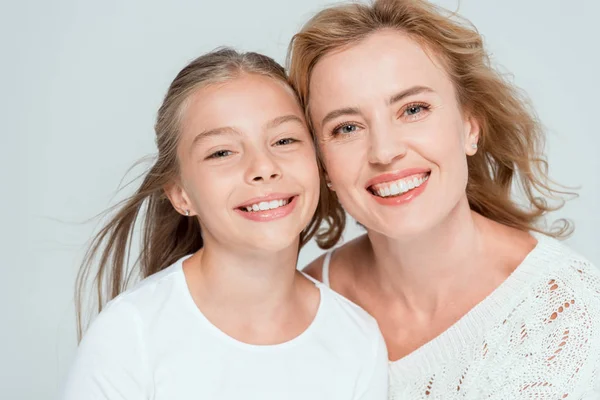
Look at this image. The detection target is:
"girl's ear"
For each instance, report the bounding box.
[164,182,196,216]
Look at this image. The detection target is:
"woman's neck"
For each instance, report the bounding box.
[366,198,488,315]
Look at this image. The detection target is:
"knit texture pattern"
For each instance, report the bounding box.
[388,234,600,399]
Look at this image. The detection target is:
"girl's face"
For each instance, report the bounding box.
[308,30,479,239]
[170,74,320,253]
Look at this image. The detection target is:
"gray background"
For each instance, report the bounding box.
[1,0,598,399]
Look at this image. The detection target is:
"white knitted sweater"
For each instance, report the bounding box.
[321,233,600,399]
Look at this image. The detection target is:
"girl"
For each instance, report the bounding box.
[288,0,600,398]
[63,48,388,400]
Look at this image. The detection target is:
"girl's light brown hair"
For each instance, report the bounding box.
[287,0,573,238]
[76,48,345,340]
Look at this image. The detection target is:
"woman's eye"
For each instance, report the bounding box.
[333,123,359,136]
[207,150,232,159]
[406,105,424,115]
[402,103,431,120]
[275,138,298,146]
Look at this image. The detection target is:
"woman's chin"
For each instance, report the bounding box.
[361,213,438,241]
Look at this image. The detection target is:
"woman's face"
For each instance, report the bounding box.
[308,30,479,239]
[170,73,320,253]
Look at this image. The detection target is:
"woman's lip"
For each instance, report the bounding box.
[368,176,429,206]
[235,193,297,209]
[365,168,431,188]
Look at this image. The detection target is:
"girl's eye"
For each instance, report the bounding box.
[332,123,360,136]
[274,138,298,146]
[207,150,232,159]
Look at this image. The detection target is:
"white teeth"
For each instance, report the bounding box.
[371,174,429,198]
[399,181,408,193]
[242,198,290,212]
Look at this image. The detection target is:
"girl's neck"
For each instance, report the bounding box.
[182,238,319,345]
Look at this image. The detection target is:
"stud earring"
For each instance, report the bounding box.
[326,182,332,189]
[185,209,190,216]
[471,143,478,149]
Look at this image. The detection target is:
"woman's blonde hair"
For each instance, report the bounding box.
[287,0,573,237]
[76,48,345,340]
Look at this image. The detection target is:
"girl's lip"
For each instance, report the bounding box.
[235,193,297,209]
[235,195,298,222]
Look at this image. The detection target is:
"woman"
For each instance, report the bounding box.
[63,48,388,400]
[288,0,600,398]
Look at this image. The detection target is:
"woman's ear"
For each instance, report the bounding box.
[323,170,334,191]
[464,114,481,156]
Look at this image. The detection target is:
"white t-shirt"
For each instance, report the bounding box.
[63,256,388,400]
